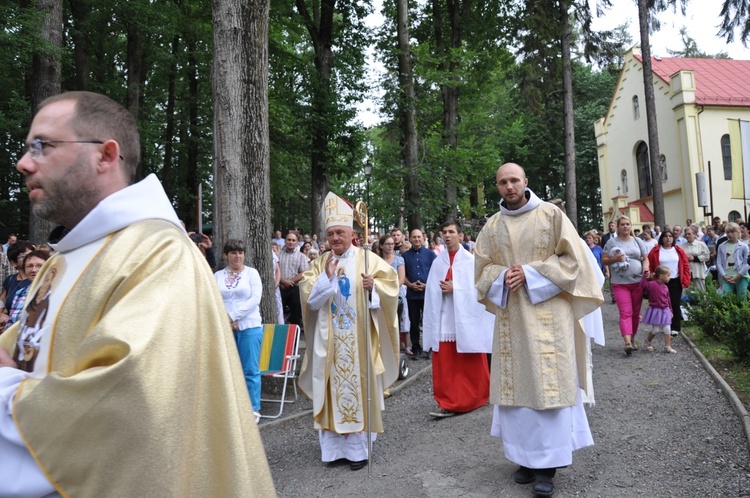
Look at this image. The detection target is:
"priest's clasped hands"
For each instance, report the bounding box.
[505,264,526,292]
[439,280,453,294]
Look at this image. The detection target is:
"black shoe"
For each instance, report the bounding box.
[349,459,367,471]
[428,408,456,418]
[513,465,535,484]
[533,475,555,496]
[422,351,432,360]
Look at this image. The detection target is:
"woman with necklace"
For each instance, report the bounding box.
[602,216,649,355]
[215,239,263,422]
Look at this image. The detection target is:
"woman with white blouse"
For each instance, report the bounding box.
[681,227,711,292]
[215,240,263,422]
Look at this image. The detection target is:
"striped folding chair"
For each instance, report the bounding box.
[258,323,301,419]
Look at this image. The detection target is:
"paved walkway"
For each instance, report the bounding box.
[259,295,750,497]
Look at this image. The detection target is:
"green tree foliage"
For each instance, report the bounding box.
[2,0,632,245]
[368,0,622,232]
[267,0,372,235]
[0,3,37,238]
[720,0,750,44]
[1,0,215,237]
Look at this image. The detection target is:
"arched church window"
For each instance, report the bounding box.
[721,134,732,181]
[636,142,652,198]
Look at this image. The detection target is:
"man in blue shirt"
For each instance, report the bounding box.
[402,229,436,359]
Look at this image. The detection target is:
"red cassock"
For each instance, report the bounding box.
[432,340,490,412]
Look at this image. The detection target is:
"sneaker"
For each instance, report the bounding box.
[253,411,261,423]
[429,408,456,418]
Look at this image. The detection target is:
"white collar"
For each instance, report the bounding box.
[498,188,542,216]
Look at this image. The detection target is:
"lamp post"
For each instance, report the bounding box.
[364,160,373,232]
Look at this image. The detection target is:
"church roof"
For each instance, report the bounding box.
[634,54,750,107]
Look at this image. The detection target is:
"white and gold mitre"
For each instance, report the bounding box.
[324,191,353,229]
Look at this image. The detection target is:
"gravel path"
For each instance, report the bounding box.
[258,292,750,497]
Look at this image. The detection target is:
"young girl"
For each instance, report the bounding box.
[641,266,676,353]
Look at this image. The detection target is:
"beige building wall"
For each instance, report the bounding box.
[596,48,749,232]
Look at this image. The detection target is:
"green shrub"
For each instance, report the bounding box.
[686,277,732,339]
[686,276,750,363]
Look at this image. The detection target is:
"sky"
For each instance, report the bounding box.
[356,0,750,127]
[590,0,749,59]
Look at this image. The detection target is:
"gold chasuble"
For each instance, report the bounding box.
[298,247,399,434]
[0,220,275,497]
[475,202,604,410]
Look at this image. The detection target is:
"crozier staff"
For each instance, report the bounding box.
[298,192,399,471]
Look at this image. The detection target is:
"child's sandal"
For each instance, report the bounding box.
[666,346,677,354]
[645,340,654,352]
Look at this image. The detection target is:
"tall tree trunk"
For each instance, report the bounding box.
[560,0,577,229]
[68,0,90,90]
[212,0,275,322]
[186,42,200,228]
[126,17,145,180]
[28,0,62,244]
[397,0,421,231]
[637,0,665,227]
[295,0,335,236]
[434,0,470,223]
[161,36,179,200]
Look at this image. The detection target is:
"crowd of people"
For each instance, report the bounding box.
[264,163,603,497]
[592,215,747,355]
[3,91,744,498]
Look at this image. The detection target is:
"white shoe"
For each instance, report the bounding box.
[254,411,261,423]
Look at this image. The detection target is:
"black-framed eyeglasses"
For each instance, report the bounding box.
[26,138,123,160]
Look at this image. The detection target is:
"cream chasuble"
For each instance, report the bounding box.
[0,175,275,497]
[299,247,399,435]
[475,192,604,410]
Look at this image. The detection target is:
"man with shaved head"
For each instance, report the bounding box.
[475,163,604,496]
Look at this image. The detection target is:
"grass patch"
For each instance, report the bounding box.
[683,324,750,408]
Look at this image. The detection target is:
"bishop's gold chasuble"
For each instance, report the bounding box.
[299,247,399,434]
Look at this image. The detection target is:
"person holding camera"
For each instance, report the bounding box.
[188,231,216,269]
